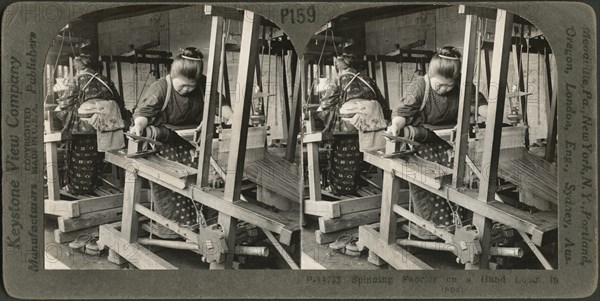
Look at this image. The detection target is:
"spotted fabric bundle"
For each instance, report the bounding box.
[65,134,100,194]
[327,136,362,196]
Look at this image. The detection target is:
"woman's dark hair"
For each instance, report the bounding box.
[428,46,462,80]
[171,47,204,81]
[74,53,101,72]
[335,53,357,71]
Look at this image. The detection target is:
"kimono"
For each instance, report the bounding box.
[393,75,486,227]
[318,68,389,196]
[58,71,128,194]
[133,75,226,226]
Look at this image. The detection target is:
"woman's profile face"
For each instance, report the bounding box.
[429,75,456,95]
[172,76,198,95]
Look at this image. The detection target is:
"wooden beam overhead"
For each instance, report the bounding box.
[205,5,280,28]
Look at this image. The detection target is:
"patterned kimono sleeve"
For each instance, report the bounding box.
[391,78,425,124]
[319,79,342,110]
[132,80,166,125]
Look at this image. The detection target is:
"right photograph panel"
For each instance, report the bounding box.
[300,4,558,270]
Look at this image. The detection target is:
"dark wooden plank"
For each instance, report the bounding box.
[57,204,147,233]
[54,227,99,244]
[379,61,390,107]
[279,53,291,126]
[285,57,302,162]
[318,208,381,233]
[544,51,557,162]
[116,61,124,96]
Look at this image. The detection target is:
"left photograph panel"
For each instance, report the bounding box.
[43,4,301,270]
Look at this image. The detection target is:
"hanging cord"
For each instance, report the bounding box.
[330,29,339,57]
[67,29,77,57]
[189,198,204,228]
[443,188,464,230]
[135,68,153,106]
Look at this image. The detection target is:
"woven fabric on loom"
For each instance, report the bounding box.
[473,147,558,205]
[244,150,300,201]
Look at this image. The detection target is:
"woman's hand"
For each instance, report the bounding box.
[385,116,406,140]
[129,116,148,138]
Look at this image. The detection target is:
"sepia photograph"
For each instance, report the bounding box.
[1,1,596,298]
[300,4,559,270]
[42,4,301,270]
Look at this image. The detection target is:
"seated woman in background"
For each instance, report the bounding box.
[130,47,233,227]
[57,53,130,195]
[385,46,488,231]
[318,53,390,196]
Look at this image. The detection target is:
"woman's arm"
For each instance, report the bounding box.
[131,79,167,125]
[386,79,425,137]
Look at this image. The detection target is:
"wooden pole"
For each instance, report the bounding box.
[379,61,390,108]
[474,9,514,270]
[197,16,224,187]
[214,10,261,269]
[285,56,302,163]
[544,52,557,162]
[116,61,124,96]
[121,140,143,243]
[277,53,290,139]
[452,11,477,189]
[379,140,401,244]
[279,52,290,127]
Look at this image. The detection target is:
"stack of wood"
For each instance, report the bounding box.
[51,187,151,244]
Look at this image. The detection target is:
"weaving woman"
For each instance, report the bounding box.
[57,53,129,195]
[385,46,488,231]
[130,47,233,226]
[318,53,390,196]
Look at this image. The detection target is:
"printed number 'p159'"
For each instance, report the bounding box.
[281,6,316,24]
